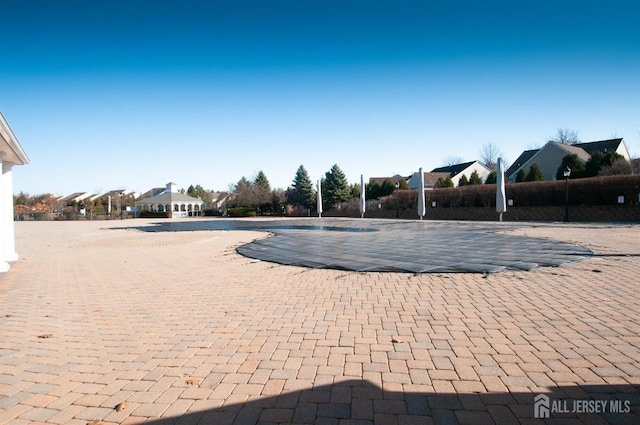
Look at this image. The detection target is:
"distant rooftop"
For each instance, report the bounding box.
[431,161,478,176]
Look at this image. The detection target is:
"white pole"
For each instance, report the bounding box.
[496,158,507,222]
[418,167,426,220]
[359,174,366,219]
[317,179,323,218]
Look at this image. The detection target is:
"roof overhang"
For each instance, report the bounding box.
[0,111,29,165]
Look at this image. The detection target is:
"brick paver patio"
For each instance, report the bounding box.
[1,218,639,424]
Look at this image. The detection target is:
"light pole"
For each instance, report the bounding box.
[563,167,571,222]
[395,181,400,218]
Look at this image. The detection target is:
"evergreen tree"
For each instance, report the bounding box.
[350,183,361,199]
[436,176,454,188]
[254,171,271,191]
[379,179,396,197]
[526,163,544,181]
[93,197,105,213]
[365,181,380,200]
[286,165,314,210]
[185,184,211,202]
[270,189,284,215]
[254,171,272,214]
[323,164,350,207]
[515,169,527,182]
[458,175,469,187]
[555,154,585,180]
[469,171,483,185]
[584,151,623,177]
[484,171,497,184]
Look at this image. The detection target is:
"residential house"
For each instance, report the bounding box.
[209,192,231,211]
[60,192,95,204]
[505,149,538,180]
[138,187,166,199]
[407,171,451,190]
[429,161,492,187]
[574,138,630,161]
[507,138,630,182]
[368,175,409,188]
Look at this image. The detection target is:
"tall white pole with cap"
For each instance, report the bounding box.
[317,179,323,218]
[418,167,426,220]
[359,174,366,218]
[496,158,507,222]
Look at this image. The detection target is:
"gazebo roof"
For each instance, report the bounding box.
[135,191,202,205]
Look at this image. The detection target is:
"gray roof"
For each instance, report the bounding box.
[368,176,409,186]
[506,149,538,176]
[560,143,591,162]
[136,191,203,205]
[574,138,624,156]
[431,161,478,176]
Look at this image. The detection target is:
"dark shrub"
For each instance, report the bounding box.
[228,207,257,217]
[139,211,171,218]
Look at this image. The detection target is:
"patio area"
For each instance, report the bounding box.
[0,218,638,424]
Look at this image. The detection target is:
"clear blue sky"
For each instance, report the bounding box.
[2,0,638,195]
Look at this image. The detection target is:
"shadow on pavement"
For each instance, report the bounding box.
[144,379,639,425]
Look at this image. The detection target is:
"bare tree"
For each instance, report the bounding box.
[442,155,464,166]
[550,128,580,145]
[479,142,502,172]
[600,157,633,176]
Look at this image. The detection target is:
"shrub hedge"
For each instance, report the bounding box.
[139,211,172,218]
[421,175,640,208]
[228,207,257,217]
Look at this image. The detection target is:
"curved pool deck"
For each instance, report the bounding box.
[128,218,592,273]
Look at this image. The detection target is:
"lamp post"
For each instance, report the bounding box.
[563,167,571,222]
[395,181,400,218]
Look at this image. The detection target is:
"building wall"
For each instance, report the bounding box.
[450,162,491,186]
[616,143,631,161]
[513,143,573,181]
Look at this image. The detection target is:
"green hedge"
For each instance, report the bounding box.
[139,211,172,218]
[380,175,640,208]
[228,207,257,217]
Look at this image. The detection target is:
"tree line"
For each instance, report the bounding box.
[229,164,412,215]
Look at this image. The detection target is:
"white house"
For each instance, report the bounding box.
[135,182,204,218]
[430,161,492,187]
[0,111,29,272]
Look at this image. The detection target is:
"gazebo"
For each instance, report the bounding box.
[135,182,204,218]
[0,111,29,272]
